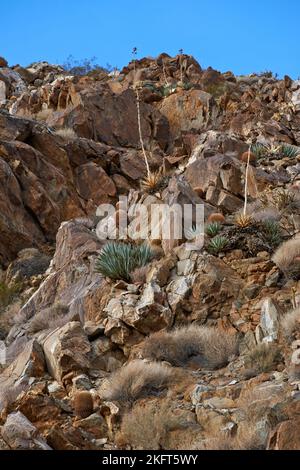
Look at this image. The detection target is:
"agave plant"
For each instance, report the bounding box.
[141,170,162,193]
[251,143,268,160]
[235,213,253,228]
[95,242,153,282]
[262,220,282,247]
[280,144,300,159]
[205,222,221,237]
[208,235,229,254]
[185,224,203,240]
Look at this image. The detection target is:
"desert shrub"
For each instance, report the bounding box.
[244,343,282,374]
[0,282,22,310]
[207,235,229,254]
[272,236,300,279]
[259,188,300,214]
[141,325,238,369]
[198,428,265,450]
[261,220,282,247]
[62,55,113,76]
[130,265,150,284]
[35,108,53,122]
[118,400,197,450]
[99,360,174,405]
[27,303,70,334]
[54,127,77,140]
[95,242,153,282]
[280,307,300,341]
[205,222,221,237]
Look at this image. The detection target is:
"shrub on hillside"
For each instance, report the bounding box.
[272,236,300,279]
[118,400,198,449]
[280,307,300,342]
[0,282,22,310]
[99,360,174,405]
[244,343,282,375]
[141,325,238,369]
[27,303,70,333]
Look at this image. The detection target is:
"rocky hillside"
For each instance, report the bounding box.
[0,53,300,450]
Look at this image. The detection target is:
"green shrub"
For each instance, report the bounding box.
[95,242,153,282]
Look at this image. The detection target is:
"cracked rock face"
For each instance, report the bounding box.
[0,53,300,450]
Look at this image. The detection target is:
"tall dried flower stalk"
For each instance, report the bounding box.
[132,47,150,178]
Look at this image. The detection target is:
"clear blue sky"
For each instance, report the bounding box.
[1,0,299,78]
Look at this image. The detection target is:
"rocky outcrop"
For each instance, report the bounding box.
[0,53,300,451]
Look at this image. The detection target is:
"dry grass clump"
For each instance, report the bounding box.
[0,282,22,309]
[99,360,174,405]
[244,343,282,375]
[129,265,150,285]
[54,127,77,140]
[35,108,53,122]
[141,325,238,369]
[117,400,198,450]
[281,307,300,342]
[27,303,70,334]
[198,427,265,450]
[272,236,300,278]
[0,301,22,337]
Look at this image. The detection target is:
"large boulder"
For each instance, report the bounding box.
[0,339,45,409]
[41,321,91,382]
[158,89,220,143]
[1,411,52,450]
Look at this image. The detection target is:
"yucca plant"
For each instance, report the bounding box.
[262,220,282,246]
[235,213,253,228]
[280,144,299,159]
[251,143,268,160]
[95,242,153,282]
[205,222,221,237]
[208,235,229,254]
[185,224,203,240]
[141,170,162,192]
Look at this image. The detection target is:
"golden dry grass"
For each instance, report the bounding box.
[99,360,174,405]
[27,303,70,333]
[272,236,300,278]
[118,399,199,450]
[243,342,282,375]
[281,307,300,341]
[54,127,77,140]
